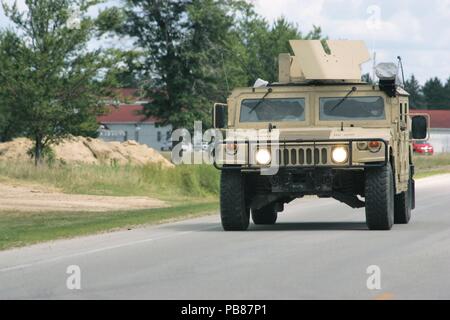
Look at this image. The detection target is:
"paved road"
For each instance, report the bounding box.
[1,174,450,299]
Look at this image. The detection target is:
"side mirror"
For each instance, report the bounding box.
[411,115,429,140]
[213,103,227,129]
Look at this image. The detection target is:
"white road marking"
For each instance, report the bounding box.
[0,226,218,273]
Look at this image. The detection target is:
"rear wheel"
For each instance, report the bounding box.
[252,204,277,225]
[394,178,412,224]
[220,170,250,231]
[365,163,395,230]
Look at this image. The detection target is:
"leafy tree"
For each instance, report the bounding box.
[404,74,423,109]
[0,0,115,164]
[102,49,145,88]
[259,18,324,83]
[103,0,218,129]
[102,0,325,130]
[227,14,324,86]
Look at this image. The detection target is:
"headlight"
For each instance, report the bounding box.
[368,141,382,153]
[357,142,368,150]
[255,149,271,165]
[331,146,348,164]
[225,142,238,155]
[356,141,382,153]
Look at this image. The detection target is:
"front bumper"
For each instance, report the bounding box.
[213,138,388,171]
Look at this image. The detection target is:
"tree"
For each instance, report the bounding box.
[404,74,423,109]
[101,49,145,88]
[0,0,114,164]
[444,77,450,109]
[257,18,324,83]
[422,77,447,110]
[228,14,324,86]
[103,0,217,130]
[0,31,27,141]
[104,0,325,130]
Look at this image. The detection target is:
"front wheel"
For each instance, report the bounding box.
[365,163,395,230]
[220,171,250,231]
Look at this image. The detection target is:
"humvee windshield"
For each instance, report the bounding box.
[319,96,385,121]
[240,98,305,122]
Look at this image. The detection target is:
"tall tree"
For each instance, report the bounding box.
[404,74,423,109]
[0,0,114,164]
[231,14,324,85]
[102,0,325,130]
[422,77,447,110]
[444,77,450,109]
[0,31,24,141]
[111,0,224,129]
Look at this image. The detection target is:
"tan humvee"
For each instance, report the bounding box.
[212,40,429,231]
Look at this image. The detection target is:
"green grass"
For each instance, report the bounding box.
[0,161,220,250]
[0,202,218,251]
[0,162,220,202]
[413,153,450,179]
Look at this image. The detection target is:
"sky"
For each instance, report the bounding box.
[0,0,449,85]
[250,0,450,84]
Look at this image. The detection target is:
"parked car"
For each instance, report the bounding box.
[413,141,434,155]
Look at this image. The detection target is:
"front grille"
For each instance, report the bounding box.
[278,146,329,166]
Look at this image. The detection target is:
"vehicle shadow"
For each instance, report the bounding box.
[162,221,368,232]
[249,221,368,231]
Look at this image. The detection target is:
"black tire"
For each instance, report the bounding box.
[394,178,412,224]
[365,163,395,230]
[252,204,277,225]
[220,170,250,231]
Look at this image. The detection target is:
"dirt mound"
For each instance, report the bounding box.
[55,137,99,164]
[0,137,174,168]
[0,138,32,162]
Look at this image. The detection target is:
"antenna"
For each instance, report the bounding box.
[372,51,377,84]
[397,56,405,88]
[221,52,230,93]
[218,43,260,86]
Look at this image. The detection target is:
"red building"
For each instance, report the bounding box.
[97,89,172,150]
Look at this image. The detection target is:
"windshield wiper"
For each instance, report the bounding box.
[249,88,273,113]
[329,86,357,113]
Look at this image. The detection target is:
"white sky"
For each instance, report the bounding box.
[1,0,449,84]
[251,0,450,84]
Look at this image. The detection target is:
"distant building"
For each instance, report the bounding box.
[97,89,172,151]
[411,109,450,153]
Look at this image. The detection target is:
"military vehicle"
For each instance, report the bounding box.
[212,40,429,231]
